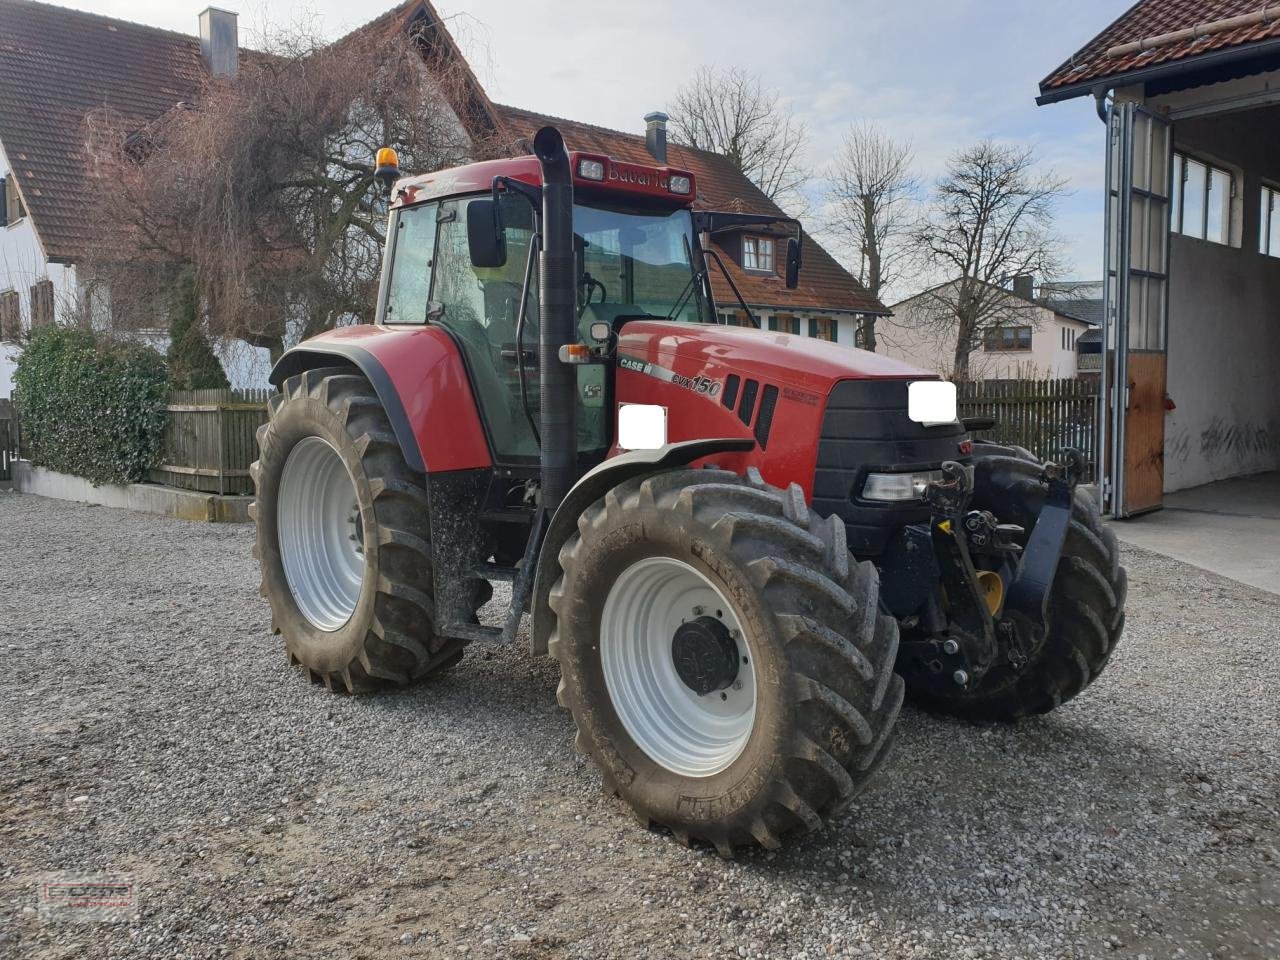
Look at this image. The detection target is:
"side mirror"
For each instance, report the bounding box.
[785,236,802,289]
[467,199,506,268]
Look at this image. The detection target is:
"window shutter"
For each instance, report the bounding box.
[1,176,8,227]
[30,279,54,327]
[0,291,19,340]
[808,317,818,338]
[767,316,777,331]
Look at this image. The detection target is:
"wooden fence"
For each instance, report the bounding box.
[958,378,1100,480]
[150,388,271,496]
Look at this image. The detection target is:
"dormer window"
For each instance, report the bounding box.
[742,235,774,273]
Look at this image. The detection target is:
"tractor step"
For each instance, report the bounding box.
[472,563,519,582]
[442,622,507,644]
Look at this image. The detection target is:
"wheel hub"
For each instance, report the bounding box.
[671,617,740,696]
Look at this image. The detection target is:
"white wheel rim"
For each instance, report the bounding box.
[277,436,365,632]
[600,557,757,778]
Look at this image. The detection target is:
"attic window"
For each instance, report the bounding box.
[2,175,26,226]
[742,236,774,273]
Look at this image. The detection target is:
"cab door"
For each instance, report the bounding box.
[1102,102,1172,517]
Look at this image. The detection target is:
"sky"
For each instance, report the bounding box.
[72,0,1126,301]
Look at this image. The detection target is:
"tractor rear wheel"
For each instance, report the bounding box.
[251,366,481,692]
[904,446,1127,721]
[549,468,903,855]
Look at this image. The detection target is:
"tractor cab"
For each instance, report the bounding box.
[373,146,801,468]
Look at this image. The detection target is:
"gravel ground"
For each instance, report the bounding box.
[1,490,1277,960]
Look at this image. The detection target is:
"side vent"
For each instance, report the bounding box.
[754,384,779,449]
[722,374,741,410]
[738,379,759,425]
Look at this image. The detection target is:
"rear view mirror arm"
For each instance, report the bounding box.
[700,247,759,329]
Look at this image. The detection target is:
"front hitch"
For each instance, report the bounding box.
[904,450,1085,689]
[922,461,998,685]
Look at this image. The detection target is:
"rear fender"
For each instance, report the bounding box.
[529,437,755,656]
[270,325,491,474]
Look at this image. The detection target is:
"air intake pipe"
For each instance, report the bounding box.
[533,126,577,510]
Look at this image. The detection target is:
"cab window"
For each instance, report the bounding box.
[383,201,438,324]
[429,196,613,462]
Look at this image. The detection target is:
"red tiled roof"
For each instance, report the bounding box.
[0,0,218,262]
[495,105,886,316]
[0,0,497,264]
[1041,0,1280,95]
[0,0,883,317]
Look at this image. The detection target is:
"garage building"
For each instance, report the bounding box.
[1039,1,1280,518]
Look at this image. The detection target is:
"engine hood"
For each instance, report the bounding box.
[616,321,935,396]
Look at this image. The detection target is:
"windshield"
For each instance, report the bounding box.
[575,202,714,327]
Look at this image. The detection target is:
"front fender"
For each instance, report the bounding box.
[529,437,755,656]
[270,325,491,475]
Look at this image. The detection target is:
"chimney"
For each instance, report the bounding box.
[1012,274,1035,301]
[199,7,239,78]
[644,111,669,164]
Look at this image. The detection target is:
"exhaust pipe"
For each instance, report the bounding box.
[533,126,577,511]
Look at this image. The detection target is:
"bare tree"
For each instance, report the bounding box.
[825,122,918,351]
[910,141,1067,381]
[667,66,809,208]
[83,20,499,360]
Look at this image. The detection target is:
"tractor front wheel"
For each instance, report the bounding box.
[549,468,903,855]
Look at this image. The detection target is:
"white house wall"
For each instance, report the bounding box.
[1154,107,1280,491]
[879,297,1084,378]
[0,140,78,335]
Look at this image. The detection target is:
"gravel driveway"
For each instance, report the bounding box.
[1,491,1277,960]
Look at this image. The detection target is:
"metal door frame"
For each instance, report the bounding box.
[1100,100,1173,518]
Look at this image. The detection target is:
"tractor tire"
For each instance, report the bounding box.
[251,366,481,692]
[904,446,1127,722]
[549,467,903,855]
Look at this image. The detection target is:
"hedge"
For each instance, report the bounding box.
[14,325,169,486]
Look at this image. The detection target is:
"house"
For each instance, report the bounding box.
[0,0,886,390]
[1040,0,1280,516]
[0,1,273,387]
[880,277,1095,379]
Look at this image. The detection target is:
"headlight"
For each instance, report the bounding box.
[577,158,605,181]
[668,174,692,195]
[862,470,944,502]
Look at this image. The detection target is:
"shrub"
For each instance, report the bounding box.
[167,270,230,391]
[14,325,169,486]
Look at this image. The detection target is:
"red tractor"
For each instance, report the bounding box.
[252,127,1126,855]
